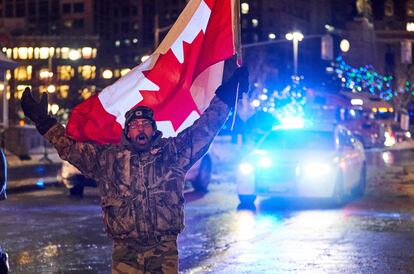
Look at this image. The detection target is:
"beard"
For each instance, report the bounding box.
[132,133,152,152]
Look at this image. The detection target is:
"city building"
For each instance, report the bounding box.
[0,0,155,124]
[239,0,356,90]
[373,0,414,75]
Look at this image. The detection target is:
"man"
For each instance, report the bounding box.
[0,148,9,274]
[21,67,248,273]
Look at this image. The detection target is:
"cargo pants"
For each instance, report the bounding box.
[112,236,178,274]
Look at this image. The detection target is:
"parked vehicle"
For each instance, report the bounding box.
[236,123,366,207]
[59,154,212,196]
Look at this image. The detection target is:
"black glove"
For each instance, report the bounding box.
[21,87,57,135]
[0,246,8,274]
[215,67,249,107]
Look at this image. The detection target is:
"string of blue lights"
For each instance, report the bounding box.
[334,56,395,101]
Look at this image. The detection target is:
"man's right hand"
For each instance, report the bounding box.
[21,87,49,124]
[21,87,57,135]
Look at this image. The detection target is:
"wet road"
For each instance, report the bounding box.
[2,148,414,273]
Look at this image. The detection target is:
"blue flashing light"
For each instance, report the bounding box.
[36,180,45,188]
[279,117,305,129]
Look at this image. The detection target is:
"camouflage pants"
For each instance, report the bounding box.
[112,237,178,274]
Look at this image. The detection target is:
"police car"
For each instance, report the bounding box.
[236,122,366,206]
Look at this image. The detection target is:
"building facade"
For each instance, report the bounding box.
[0,0,155,123]
[239,0,356,90]
[0,0,364,124]
[372,0,414,75]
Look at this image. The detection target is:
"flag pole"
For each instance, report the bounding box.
[234,0,242,66]
[231,0,242,131]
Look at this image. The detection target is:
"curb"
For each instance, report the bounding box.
[7,181,63,194]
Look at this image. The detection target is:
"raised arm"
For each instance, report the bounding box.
[174,67,249,170]
[21,88,102,178]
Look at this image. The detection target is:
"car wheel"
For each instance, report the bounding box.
[191,155,212,192]
[331,173,345,207]
[69,177,85,197]
[238,194,256,206]
[69,184,84,197]
[353,164,367,198]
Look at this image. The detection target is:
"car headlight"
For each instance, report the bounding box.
[302,163,332,177]
[239,163,255,175]
[258,156,272,168]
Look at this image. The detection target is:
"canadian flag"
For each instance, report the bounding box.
[66,0,239,144]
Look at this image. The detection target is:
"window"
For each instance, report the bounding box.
[15,85,32,100]
[407,0,414,17]
[39,1,48,17]
[407,22,414,31]
[16,3,25,17]
[132,6,137,16]
[5,4,12,17]
[113,22,119,33]
[121,22,129,32]
[73,19,84,29]
[73,2,84,13]
[80,87,93,100]
[58,85,69,99]
[39,47,50,59]
[17,47,31,59]
[64,20,72,28]
[28,3,36,15]
[62,3,71,14]
[57,66,74,81]
[78,65,96,80]
[39,68,52,79]
[252,18,259,28]
[122,6,129,16]
[14,66,32,81]
[81,47,93,59]
[241,3,249,14]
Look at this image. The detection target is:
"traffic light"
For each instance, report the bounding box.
[321,34,334,61]
[401,40,412,64]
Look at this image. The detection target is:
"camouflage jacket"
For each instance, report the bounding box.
[44,97,230,241]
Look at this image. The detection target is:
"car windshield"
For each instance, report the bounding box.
[260,130,335,150]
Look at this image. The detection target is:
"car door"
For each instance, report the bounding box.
[348,131,365,187]
[344,129,365,188]
[338,129,359,190]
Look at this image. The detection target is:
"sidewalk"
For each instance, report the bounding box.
[6,147,62,192]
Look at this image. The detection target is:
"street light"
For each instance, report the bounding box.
[285,31,304,77]
[340,39,351,53]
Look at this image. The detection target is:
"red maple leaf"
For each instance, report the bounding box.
[137,31,206,132]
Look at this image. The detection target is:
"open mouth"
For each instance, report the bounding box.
[136,134,148,145]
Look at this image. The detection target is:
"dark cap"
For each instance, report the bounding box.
[125,106,155,125]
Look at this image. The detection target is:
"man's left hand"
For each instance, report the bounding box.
[215,67,249,107]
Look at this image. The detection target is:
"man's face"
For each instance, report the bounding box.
[127,118,155,150]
